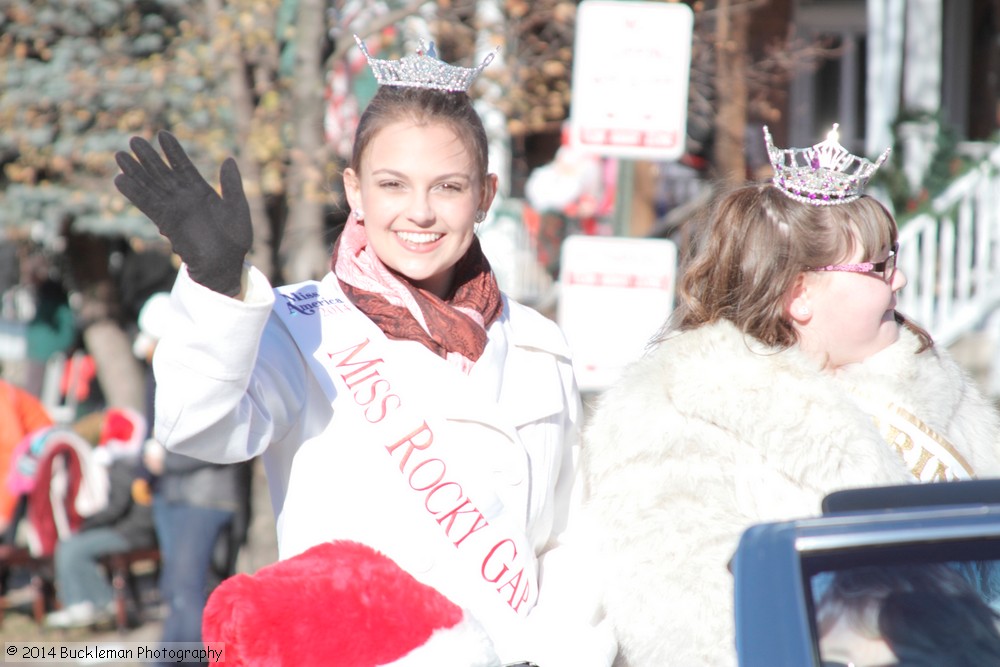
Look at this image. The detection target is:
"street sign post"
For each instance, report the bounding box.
[568,1,694,161]
[557,234,677,392]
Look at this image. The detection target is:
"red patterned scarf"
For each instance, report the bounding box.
[332,215,503,373]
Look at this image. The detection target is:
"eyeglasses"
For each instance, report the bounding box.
[811,242,899,283]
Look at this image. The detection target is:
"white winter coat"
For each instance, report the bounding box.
[583,319,1000,667]
[153,266,616,666]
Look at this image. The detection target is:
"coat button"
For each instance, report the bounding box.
[494,467,524,486]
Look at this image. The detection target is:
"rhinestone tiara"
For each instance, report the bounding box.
[763,124,890,206]
[354,35,497,93]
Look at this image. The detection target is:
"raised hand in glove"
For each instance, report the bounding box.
[114,132,252,297]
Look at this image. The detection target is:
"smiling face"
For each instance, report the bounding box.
[343,120,496,298]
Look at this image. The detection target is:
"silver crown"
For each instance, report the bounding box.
[354,35,497,93]
[764,124,890,206]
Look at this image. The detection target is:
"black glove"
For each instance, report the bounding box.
[114,131,252,297]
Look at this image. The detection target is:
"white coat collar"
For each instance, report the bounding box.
[433,297,572,435]
[305,282,571,439]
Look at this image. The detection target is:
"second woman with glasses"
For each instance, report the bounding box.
[581,126,1000,667]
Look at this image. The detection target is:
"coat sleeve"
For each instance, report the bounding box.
[580,378,818,667]
[522,355,618,667]
[151,265,309,464]
[585,398,714,665]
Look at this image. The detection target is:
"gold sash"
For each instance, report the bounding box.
[870,402,975,482]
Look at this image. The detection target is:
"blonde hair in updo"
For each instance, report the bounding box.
[663,182,932,350]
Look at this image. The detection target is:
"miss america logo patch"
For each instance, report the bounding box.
[282,286,351,316]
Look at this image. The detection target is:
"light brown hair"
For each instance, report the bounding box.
[662,182,932,350]
[350,86,489,182]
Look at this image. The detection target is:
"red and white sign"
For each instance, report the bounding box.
[569,1,694,160]
[557,235,677,392]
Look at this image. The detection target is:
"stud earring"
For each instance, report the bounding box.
[355,209,364,221]
[798,307,809,316]
[474,210,486,223]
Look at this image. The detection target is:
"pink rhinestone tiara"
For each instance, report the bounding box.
[763,124,890,206]
[354,35,497,93]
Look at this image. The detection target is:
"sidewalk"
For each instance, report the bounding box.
[0,460,278,665]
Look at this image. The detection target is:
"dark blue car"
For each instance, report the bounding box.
[732,480,1000,667]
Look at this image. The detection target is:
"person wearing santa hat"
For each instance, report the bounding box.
[44,407,157,629]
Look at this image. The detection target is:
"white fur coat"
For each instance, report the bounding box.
[583,320,1000,667]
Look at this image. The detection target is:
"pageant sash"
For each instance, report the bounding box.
[867,401,975,482]
[273,276,538,618]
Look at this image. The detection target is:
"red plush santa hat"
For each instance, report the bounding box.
[97,406,146,460]
[203,540,502,667]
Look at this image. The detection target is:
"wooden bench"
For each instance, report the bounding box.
[99,547,161,632]
[0,545,54,627]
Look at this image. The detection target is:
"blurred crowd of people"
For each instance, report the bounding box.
[0,235,252,667]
